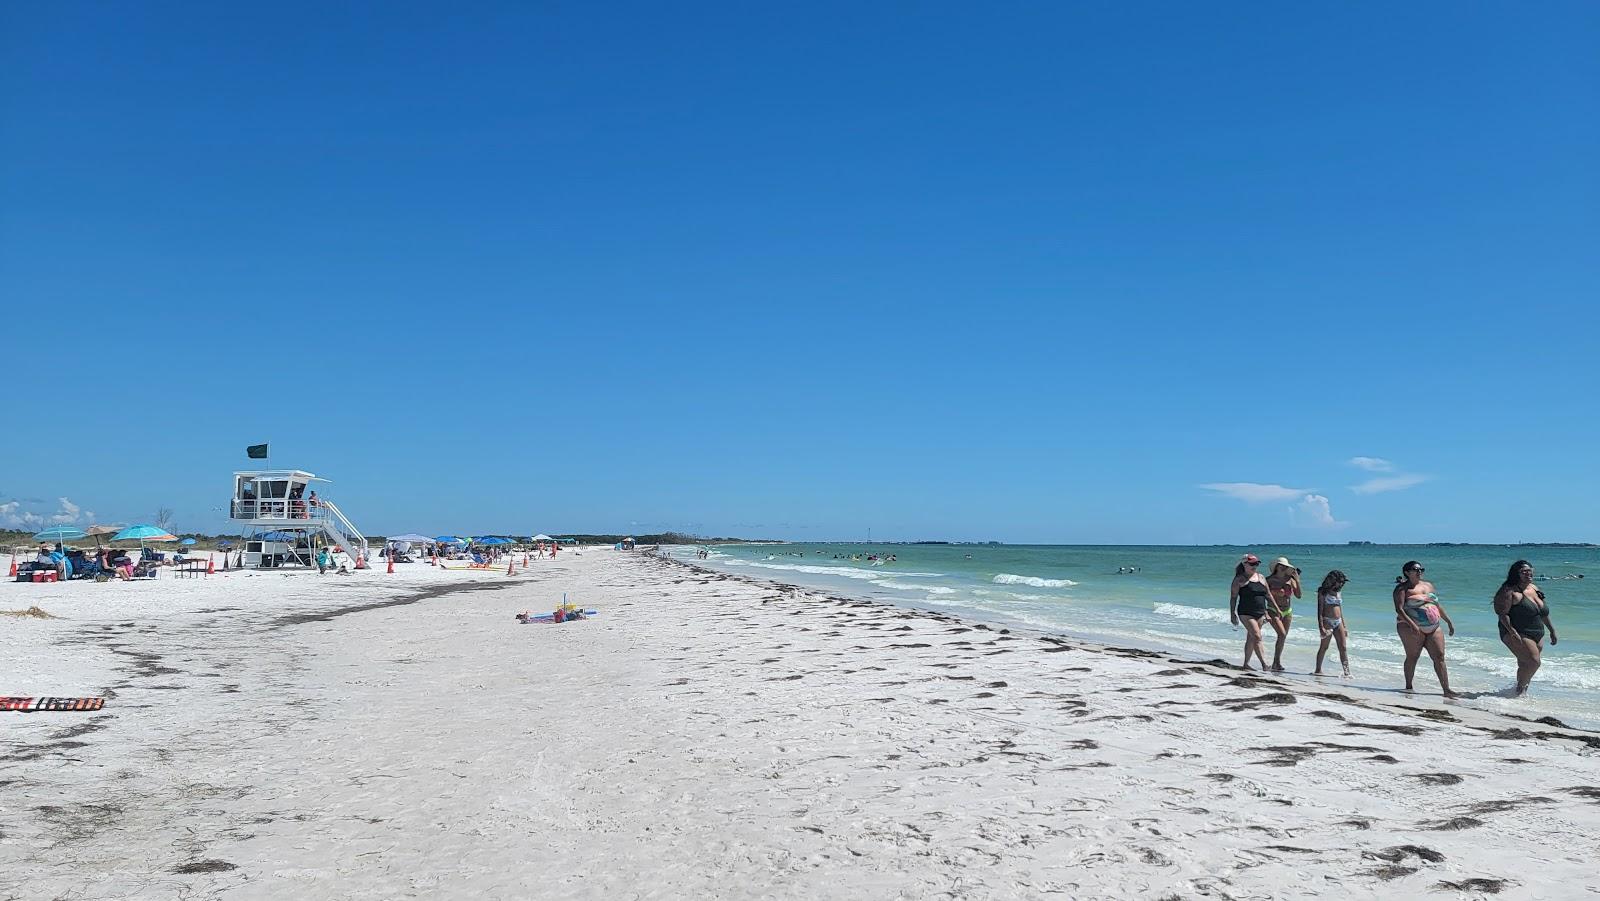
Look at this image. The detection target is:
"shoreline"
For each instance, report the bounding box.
[686,546,1600,733]
[4,550,1597,898]
[659,553,1600,750]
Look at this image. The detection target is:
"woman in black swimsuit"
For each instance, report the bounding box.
[1229,554,1271,670]
[1494,560,1557,696]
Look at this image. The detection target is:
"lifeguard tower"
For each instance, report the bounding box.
[229,470,370,569]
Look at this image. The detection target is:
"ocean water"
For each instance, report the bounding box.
[674,543,1600,730]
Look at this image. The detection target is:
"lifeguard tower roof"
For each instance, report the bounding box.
[233,470,328,481]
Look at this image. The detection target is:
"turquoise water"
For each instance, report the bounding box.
[677,543,1600,729]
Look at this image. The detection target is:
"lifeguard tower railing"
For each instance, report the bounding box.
[230,498,369,566]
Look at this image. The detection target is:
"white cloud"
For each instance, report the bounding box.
[1292,494,1348,529]
[1348,457,1393,472]
[2,496,90,529]
[48,497,83,524]
[1199,482,1314,504]
[1351,474,1429,495]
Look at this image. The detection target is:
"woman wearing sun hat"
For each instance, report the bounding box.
[1228,554,1272,670]
[1265,557,1301,672]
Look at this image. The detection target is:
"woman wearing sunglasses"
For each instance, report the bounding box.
[1494,560,1557,696]
[1228,553,1271,670]
[1393,561,1458,698]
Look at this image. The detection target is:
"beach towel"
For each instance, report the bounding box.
[1,697,107,712]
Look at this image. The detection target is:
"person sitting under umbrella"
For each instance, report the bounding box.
[99,548,133,581]
[49,544,72,581]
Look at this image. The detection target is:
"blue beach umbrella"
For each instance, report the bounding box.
[179,538,197,546]
[33,525,88,544]
[112,525,179,542]
[112,523,180,556]
[475,536,512,545]
[435,535,464,545]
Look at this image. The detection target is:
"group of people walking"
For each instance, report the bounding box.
[1229,554,1558,697]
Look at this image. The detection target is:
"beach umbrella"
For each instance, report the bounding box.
[435,535,463,545]
[112,523,179,556]
[179,538,197,546]
[83,524,120,548]
[33,525,88,545]
[388,533,433,543]
[476,536,513,545]
[531,534,553,542]
[112,525,179,542]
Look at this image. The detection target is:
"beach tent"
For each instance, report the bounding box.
[388,533,433,543]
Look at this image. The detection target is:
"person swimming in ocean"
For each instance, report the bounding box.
[1228,554,1271,671]
[1313,570,1350,678]
[1393,560,1458,698]
[1494,560,1558,696]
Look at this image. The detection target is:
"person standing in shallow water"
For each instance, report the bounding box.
[1264,557,1300,672]
[1494,560,1557,696]
[1228,554,1271,670]
[1393,561,1458,698]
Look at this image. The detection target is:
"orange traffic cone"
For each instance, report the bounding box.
[7,554,16,577]
[206,554,215,575]
[387,554,395,574]
[355,553,368,570]
[507,558,515,576]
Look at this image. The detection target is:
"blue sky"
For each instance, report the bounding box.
[2,3,1595,543]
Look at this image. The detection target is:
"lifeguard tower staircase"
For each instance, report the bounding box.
[230,470,370,570]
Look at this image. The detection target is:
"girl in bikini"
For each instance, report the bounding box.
[1228,554,1272,670]
[1313,570,1350,677]
[1264,557,1300,672]
[1393,560,1458,698]
[1494,560,1558,696]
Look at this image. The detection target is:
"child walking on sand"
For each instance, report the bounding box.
[1314,570,1350,677]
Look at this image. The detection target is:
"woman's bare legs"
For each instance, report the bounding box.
[1268,614,1289,672]
[1241,617,1268,670]
[1397,622,1425,690]
[1423,629,1457,698]
[1499,631,1542,695]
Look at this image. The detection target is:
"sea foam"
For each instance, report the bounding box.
[993,573,1077,589]
[1152,602,1230,624]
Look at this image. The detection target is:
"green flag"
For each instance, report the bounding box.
[247,443,269,459]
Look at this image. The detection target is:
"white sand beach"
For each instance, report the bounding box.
[3,549,1597,899]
